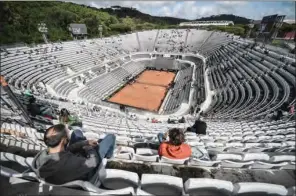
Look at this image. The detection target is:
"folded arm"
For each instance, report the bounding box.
[67,140,89,153]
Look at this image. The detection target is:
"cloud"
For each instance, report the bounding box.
[63,1,295,20]
[159,6,171,17]
[87,1,176,9]
[217,1,247,5]
[284,19,295,24]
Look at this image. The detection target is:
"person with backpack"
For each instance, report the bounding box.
[59,108,82,128]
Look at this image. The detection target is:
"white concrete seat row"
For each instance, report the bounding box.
[2,161,294,196]
[200,32,232,57]
[1,135,46,151]
[122,61,147,75]
[205,40,295,119]
[112,147,295,169]
[2,29,296,196]
[2,119,294,170]
[185,29,212,53]
[78,59,153,103]
[162,67,193,114]
[154,29,187,53]
[137,30,158,52]
[1,34,137,96]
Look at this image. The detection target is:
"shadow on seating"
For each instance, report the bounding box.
[0,144,39,158]
[142,184,183,196]
[235,192,286,196]
[0,176,94,196]
[187,188,232,196]
[134,143,149,149]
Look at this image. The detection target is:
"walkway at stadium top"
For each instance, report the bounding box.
[1,29,295,195]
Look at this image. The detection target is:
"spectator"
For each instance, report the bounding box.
[181,118,210,161]
[26,96,40,117]
[59,108,82,128]
[280,101,290,112]
[25,91,55,119]
[185,119,207,135]
[152,118,158,123]
[289,104,295,115]
[275,110,283,121]
[157,128,191,159]
[93,105,100,112]
[178,116,185,123]
[31,124,116,185]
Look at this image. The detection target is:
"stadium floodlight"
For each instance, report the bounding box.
[248,24,254,29]
[98,25,103,39]
[38,23,48,33]
[246,21,255,38]
[38,22,48,43]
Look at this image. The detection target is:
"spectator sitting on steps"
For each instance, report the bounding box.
[185,118,207,135]
[178,116,185,123]
[59,108,82,129]
[184,119,210,160]
[157,128,191,159]
[25,90,56,120]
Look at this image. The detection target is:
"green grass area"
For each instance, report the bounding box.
[271,39,283,46]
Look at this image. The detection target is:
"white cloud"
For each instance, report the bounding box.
[217,1,247,5]
[87,1,176,9]
[257,6,295,21]
[160,6,172,17]
[284,19,295,24]
[172,2,199,19]
[64,1,295,20]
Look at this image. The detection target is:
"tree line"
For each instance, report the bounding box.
[0,1,294,45]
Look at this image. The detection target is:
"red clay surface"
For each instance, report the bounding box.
[108,70,176,112]
[136,70,176,86]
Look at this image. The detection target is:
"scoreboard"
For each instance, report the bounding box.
[69,24,87,35]
[260,14,285,39]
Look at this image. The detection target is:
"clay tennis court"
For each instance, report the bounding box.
[136,70,176,86]
[108,70,176,112]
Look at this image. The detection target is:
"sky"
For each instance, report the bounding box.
[65,1,295,22]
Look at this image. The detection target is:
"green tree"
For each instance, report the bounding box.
[109,15,119,24]
[109,23,131,33]
[278,23,296,37]
[121,16,136,31]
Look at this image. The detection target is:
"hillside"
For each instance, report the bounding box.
[0,1,179,45]
[195,14,252,24]
[0,2,294,45]
[100,7,251,25]
[98,6,190,25]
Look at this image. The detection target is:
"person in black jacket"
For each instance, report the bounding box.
[25,93,56,119]
[31,124,115,186]
[26,96,41,117]
[185,119,207,135]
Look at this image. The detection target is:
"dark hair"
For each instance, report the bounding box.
[44,124,68,148]
[169,128,185,146]
[60,108,70,116]
[59,108,70,124]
